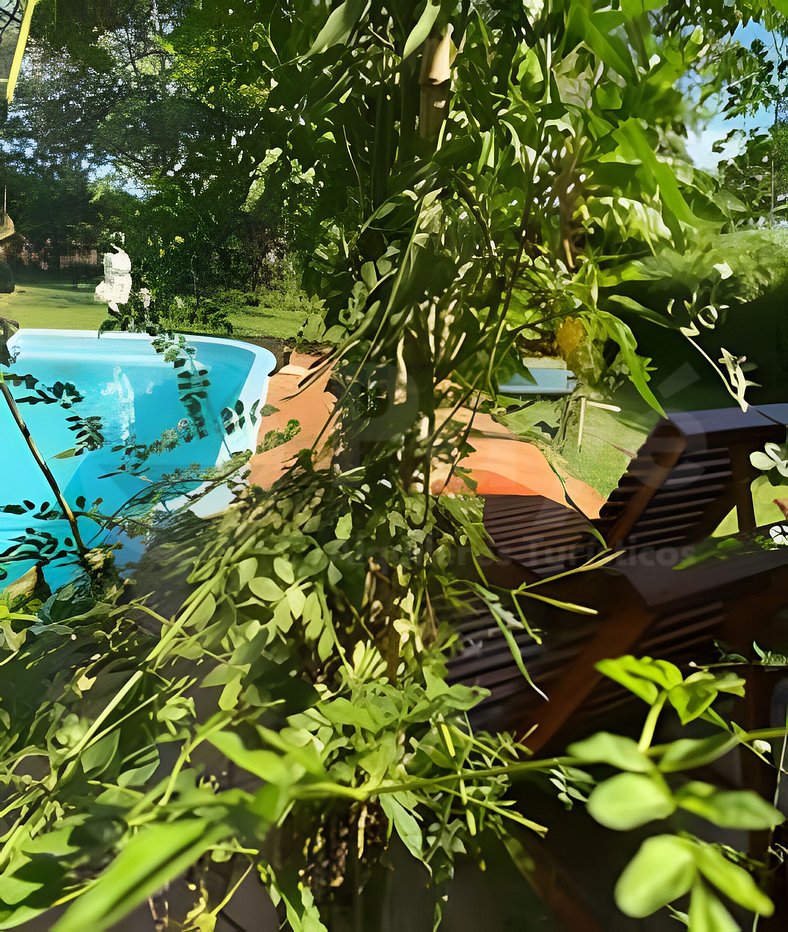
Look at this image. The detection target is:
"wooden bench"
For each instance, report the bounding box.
[449,405,788,751]
[484,404,788,575]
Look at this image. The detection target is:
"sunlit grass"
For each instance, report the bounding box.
[0,281,308,340]
[0,281,106,330]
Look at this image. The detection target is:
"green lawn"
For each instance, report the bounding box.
[713,475,788,536]
[506,381,788,531]
[223,301,310,340]
[555,385,659,498]
[0,282,106,330]
[0,281,309,340]
[501,383,659,499]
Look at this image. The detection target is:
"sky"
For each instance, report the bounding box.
[686,20,775,170]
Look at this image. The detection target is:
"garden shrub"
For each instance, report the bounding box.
[0,259,15,294]
[609,231,788,406]
[66,261,102,286]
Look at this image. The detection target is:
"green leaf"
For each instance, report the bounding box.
[595,656,681,704]
[187,592,216,630]
[667,673,746,724]
[322,697,378,731]
[667,683,718,725]
[53,820,226,932]
[286,586,307,619]
[249,577,285,602]
[334,514,352,540]
[327,562,342,585]
[572,5,632,79]
[307,0,369,56]
[208,730,296,785]
[0,871,47,907]
[235,557,259,588]
[0,900,56,929]
[587,773,675,829]
[658,734,740,773]
[219,675,244,711]
[274,880,328,932]
[273,557,295,585]
[568,732,652,773]
[688,880,738,932]
[694,846,773,916]
[257,726,326,777]
[272,598,294,633]
[615,835,696,918]
[80,730,120,776]
[300,548,329,577]
[676,783,784,830]
[614,119,699,227]
[621,0,664,16]
[380,794,423,861]
[707,672,746,697]
[0,857,66,927]
[403,1,440,59]
[595,314,665,415]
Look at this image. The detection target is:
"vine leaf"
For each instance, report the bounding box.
[53,820,227,932]
[403,1,441,59]
[587,772,675,830]
[615,835,696,918]
[307,0,369,56]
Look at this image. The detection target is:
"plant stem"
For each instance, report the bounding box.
[0,377,88,558]
[638,693,667,752]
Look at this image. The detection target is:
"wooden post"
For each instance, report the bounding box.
[577,396,587,452]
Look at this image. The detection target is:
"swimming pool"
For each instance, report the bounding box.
[1,330,275,589]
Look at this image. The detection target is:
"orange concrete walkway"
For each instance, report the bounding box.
[432,409,604,517]
[248,352,336,488]
[249,353,604,518]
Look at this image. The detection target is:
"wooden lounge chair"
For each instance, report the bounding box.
[485,404,788,576]
[449,405,788,751]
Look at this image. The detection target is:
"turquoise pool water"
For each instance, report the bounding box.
[1,330,274,590]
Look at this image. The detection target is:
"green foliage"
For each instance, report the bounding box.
[256,419,301,454]
[187,0,777,410]
[0,522,782,930]
[0,472,543,929]
[572,655,784,926]
[2,2,787,930]
[0,262,14,295]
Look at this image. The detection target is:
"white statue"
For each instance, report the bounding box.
[95,245,132,311]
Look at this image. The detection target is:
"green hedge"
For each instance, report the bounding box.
[0,260,14,294]
[607,231,788,409]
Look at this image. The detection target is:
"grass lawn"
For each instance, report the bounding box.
[506,379,788,531]
[223,300,309,340]
[0,282,106,330]
[0,281,308,341]
[713,476,788,536]
[501,383,659,500]
[555,385,659,499]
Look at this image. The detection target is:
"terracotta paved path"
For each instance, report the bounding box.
[249,353,604,518]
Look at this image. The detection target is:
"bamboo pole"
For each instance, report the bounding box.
[6,0,38,102]
[419,27,453,148]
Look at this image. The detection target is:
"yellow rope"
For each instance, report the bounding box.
[6,0,37,102]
